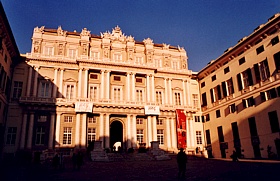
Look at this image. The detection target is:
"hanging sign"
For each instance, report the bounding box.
[144,105,160,115]
[75,102,93,112]
[176,109,187,149]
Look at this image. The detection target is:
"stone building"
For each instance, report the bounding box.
[3,25,203,155]
[198,13,280,159]
[0,2,20,156]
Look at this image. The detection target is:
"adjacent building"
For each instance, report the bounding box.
[3,25,203,156]
[198,13,280,159]
[0,2,20,156]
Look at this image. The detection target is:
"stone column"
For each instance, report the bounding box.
[99,114,104,148]
[169,79,173,105]
[147,116,152,147]
[52,68,58,98]
[33,67,39,97]
[55,114,61,147]
[152,116,157,141]
[171,117,177,149]
[100,70,105,99]
[182,80,186,106]
[189,118,194,147]
[48,113,55,149]
[186,79,191,106]
[20,113,28,149]
[126,73,130,101]
[106,70,110,100]
[146,74,150,102]
[75,114,81,148]
[105,114,110,148]
[165,118,171,149]
[78,69,83,97]
[131,73,135,101]
[126,114,131,148]
[26,66,33,96]
[59,69,64,98]
[26,113,34,149]
[84,69,88,98]
[164,78,168,105]
[151,74,155,102]
[81,114,87,148]
[131,115,136,148]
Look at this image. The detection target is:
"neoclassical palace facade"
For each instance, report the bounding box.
[3,26,203,154]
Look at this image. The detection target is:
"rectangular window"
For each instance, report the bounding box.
[64,116,73,123]
[44,46,54,56]
[137,129,144,144]
[88,116,97,124]
[91,51,99,59]
[192,94,199,107]
[12,81,23,99]
[231,122,240,140]
[63,127,72,145]
[205,114,210,122]
[66,84,75,99]
[89,85,98,100]
[243,97,255,108]
[68,49,76,58]
[268,111,280,133]
[274,51,280,72]
[256,45,264,55]
[196,131,202,144]
[211,75,216,81]
[271,36,279,46]
[201,93,207,107]
[157,119,163,125]
[88,128,96,143]
[38,115,47,122]
[136,89,144,102]
[205,129,211,145]
[216,110,221,118]
[35,126,45,145]
[224,67,230,74]
[157,129,164,145]
[201,82,205,88]
[239,57,245,65]
[156,91,163,104]
[90,74,98,79]
[39,82,51,98]
[172,61,179,70]
[135,57,142,64]
[113,87,121,101]
[194,116,200,122]
[136,78,142,83]
[248,117,258,136]
[155,59,162,68]
[6,127,17,145]
[237,69,253,91]
[229,103,236,113]
[136,118,143,124]
[114,76,121,81]
[174,92,181,105]
[217,126,224,142]
[259,59,270,81]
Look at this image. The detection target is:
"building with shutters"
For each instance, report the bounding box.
[3,25,203,157]
[0,2,21,156]
[198,13,280,159]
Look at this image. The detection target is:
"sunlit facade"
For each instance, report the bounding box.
[198,13,280,159]
[3,26,203,155]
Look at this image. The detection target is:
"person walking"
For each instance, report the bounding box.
[177,148,188,179]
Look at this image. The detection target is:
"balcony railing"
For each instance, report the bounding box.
[19,97,198,112]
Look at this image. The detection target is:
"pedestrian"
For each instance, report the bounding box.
[72,153,77,170]
[230,150,238,161]
[77,152,83,170]
[53,154,59,170]
[177,148,187,179]
[59,153,64,170]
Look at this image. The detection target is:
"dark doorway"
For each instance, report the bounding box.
[110,121,123,151]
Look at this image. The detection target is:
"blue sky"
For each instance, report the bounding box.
[2,0,280,72]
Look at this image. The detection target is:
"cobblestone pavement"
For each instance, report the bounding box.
[1,155,280,181]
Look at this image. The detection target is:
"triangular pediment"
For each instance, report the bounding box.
[155,85,164,89]
[64,78,77,82]
[173,87,182,91]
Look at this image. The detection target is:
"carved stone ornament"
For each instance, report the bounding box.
[111,26,126,42]
[81,28,91,36]
[163,43,170,50]
[101,31,110,39]
[143,38,153,45]
[33,41,40,53]
[178,45,185,52]
[57,26,67,36]
[34,26,45,33]
[127,35,135,42]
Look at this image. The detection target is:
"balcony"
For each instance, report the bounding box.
[19,97,56,105]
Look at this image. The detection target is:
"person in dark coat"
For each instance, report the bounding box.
[53,154,59,170]
[177,148,188,179]
[77,152,83,170]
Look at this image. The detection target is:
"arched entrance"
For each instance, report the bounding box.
[110,121,123,152]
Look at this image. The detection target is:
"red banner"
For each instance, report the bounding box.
[176,109,187,149]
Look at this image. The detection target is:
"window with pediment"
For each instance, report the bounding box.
[64,82,76,99]
[89,84,99,100]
